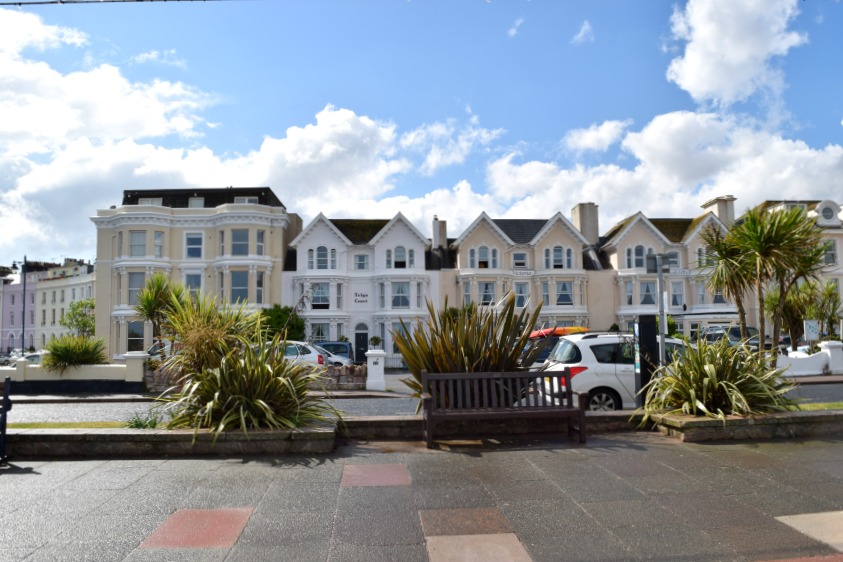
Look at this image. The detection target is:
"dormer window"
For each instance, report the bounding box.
[137,197,162,206]
[234,196,259,204]
[188,197,204,208]
[513,252,527,268]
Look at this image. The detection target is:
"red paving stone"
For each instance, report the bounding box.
[340,463,411,487]
[140,508,253,548]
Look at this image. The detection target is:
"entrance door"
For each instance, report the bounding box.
[354,332,368,365]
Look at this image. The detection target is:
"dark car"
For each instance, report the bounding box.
[318,341,355,364]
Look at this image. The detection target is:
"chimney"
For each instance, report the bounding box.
[701,195,736,226]
[572,203,599,245]
[432,215,447,249]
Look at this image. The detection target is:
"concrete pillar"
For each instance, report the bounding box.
[124,351,148,382]
[365,349,386,391]
[819,341,843,375]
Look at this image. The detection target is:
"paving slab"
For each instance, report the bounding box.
[1,432,843,561]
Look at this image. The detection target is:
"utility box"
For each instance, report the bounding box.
[634,315,658,408]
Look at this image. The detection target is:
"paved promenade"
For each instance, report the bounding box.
[2,432,843,561]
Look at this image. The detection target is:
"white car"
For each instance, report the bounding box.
[279,341,327,368]
[541,332,690,411]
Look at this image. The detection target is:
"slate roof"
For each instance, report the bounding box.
[122,187,284,208]
[649,219,695,243]
[492,219,548,244]
[329,219,390,245]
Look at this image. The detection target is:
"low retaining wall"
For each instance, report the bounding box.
[8,425,336,457]
[7,410,843,458]
[654,410,843,442]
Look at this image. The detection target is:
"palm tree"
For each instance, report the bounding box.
[701,225,753,340]
[730,207,826,366]
[134,272,179,356]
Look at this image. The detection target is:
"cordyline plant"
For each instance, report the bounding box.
[160,331,340,443]
[43,335,108,374]
[393,294,547,407]
[638,337,796,425]
[158,291,258,388]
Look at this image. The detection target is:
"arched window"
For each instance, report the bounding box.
[307,249,314,269]
[566,248,573,269]
[634,245,645,268]
[469,249,476,268]
[553,246,564,269]
[394,246,407,268]
[478,246,490,268]
[408,249,415,268]
[316,246,328,269]
[544,248,551,269]
[386,249,392,268]
[330,248,337,269]
[626,248,633,268]
[491,249,498,268]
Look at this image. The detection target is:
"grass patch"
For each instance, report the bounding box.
[797,402,843,411]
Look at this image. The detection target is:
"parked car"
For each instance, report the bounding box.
[520,326,589,370]
[314,344,352,367]
[698,325,761,347]
[0,354,11,367]
[12,351,49,366]
[279,341,326,368]
[318,341,355,364]
[541,332,691,411]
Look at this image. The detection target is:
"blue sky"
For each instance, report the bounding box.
[1,0,842,268]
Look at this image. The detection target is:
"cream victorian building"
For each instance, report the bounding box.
[91,187,301,358]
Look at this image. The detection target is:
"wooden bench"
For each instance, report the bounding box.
[421,369,586,448]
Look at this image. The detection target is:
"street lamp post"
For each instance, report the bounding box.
[11,256,27,353]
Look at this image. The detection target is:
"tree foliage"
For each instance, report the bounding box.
[59,298,96,338]
[260,304,305,341]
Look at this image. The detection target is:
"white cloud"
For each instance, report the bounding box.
[667,0,807,107]
[563,120,632,153]
[400,119,504,176]
[0,8,86,56]
[508,17,525,38]
[571,20,594,45]
[130,49,187,70]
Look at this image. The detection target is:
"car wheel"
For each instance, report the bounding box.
[332,362,344,367]
[587,388,622,411]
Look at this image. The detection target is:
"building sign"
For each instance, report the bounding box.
[354,292,369,304]
[669,268,692,277]
[512,270,534,277]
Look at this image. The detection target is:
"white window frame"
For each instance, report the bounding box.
[513,252,527,269]
[515,282,528,307]
[231,229,249,256]
[256,230,265,256]
[230,270,249,303]
[556,281,573,306]
[392,282,410,308]
[354,254,369,270]
[640,281,656,305]
[185,232,203,259]
[129,231,145,257]
[311,282,329,309]
[671,282,684,307]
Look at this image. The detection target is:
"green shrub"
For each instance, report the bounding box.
[394,294,545,405]
[639,337,796,424]
[43,336,108,374]
[160,333,339,442]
